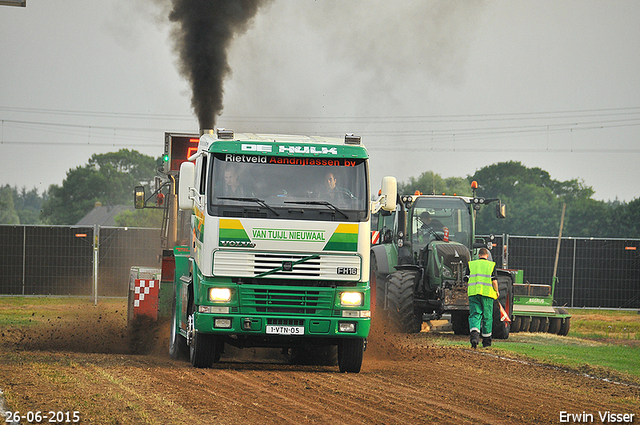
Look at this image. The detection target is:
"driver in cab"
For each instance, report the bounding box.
[417,211,445,242]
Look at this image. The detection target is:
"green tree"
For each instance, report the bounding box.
[397,162,638,238]
[613,198,640,238]
[40,149,160,225]
[12,186,46,224]
[469,161,621,237]
[0,185,20,224]
[399,171,472,197]
[114,208,164,228]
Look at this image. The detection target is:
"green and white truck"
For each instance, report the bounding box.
[167,129,395,372]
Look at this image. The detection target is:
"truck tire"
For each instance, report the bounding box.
[190,330,221,368]
[169,293,188,360]
[451,311,470,335]
[188,300,224,368]
[386,270,422,333]
[338,338,365,373]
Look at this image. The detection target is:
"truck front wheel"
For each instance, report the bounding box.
[188,310,224,368]
[169,293,188,360]
[338,338,365,373]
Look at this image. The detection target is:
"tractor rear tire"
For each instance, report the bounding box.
[386,270,422,333]
[338,338,365,373]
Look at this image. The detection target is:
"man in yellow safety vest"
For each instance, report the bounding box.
[467,247,499,348]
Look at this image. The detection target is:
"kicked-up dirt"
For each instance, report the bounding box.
[0,300,638,424]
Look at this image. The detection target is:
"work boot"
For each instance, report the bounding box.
[482,337,492,348]
[470,330,480,349]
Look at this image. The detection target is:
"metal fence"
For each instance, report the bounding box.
[0,225,161,297]
[1,225,639,308]
[483,235,640,309]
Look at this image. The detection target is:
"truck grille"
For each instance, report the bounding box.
[241,287,334,316]
[213,251,361,281]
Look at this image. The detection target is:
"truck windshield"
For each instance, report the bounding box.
[409,197,472,252]
[207,153,368,221]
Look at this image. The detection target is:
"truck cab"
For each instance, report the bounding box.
[171,129,395,372]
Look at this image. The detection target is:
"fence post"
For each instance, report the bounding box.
[571,238,577,308]
[504,234,509,269]
[21,226,26,295]
[93,224,99,306]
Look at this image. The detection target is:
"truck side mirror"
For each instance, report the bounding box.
[496,201,506,219]
[134,186,145,209]
[380,176,397,211]
[178,162,195,211]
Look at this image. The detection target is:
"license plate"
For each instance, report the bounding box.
[266,325,304,335]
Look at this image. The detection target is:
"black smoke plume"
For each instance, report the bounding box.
[169,0,265,129]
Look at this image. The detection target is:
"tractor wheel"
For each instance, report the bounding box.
[386,270,422,333]
[492,303,510,340]
[492,296,510,340]
[520,316,531,332]
[169,293,188,360]
[511,316,522,333]
[338,338,365,373]
[548,317,562,334]
[451,311,470,335]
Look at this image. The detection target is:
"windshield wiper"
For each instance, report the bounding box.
[284,200,348,219]
[217,197,279,216]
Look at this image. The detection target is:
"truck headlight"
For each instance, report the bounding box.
[209,287,232,302]
[340,292,363,306]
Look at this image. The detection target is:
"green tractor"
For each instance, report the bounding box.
[370,181,514,338]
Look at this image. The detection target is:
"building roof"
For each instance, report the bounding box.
[76,204,133,226]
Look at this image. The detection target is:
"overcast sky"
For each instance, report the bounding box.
[1,1,639,202]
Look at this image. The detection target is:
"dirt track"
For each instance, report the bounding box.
[1,301,639,424]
